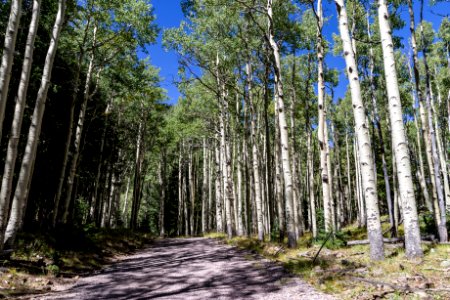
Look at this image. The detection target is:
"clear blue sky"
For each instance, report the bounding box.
[144,0,450,105]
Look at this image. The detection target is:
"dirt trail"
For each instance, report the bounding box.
[30,238,336,299]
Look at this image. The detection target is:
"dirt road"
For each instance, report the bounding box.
[31,238,336,299]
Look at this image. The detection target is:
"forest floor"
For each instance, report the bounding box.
[15,237,334,300]
[0,228,152,299]
[1,226,449,299]
[211,224,450,300]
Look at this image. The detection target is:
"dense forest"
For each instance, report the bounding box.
[0,0,449,297]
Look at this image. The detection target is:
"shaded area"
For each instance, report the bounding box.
[35,238,335,300]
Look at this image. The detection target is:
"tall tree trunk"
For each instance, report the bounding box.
[87,104,110,225]
[289,58,302,237]
[0,0,22,140]
[214,134,223,233]
[2,0,41,247]
[216,55,234,239]
[378,0,423,257]
[307,130,317,238]
[1,0,65,250]
[61,24,98,224]
[236,137,244,236]
[159,151,166,237]
[267,0,296,248]
[274,116,285,241]
[367,12,395,236]
[188,144,195,236]
[263,49,274,238]
[432,70,450,211]
[201,139,208,234]
[53,16,92,227]
[177,145,184,235]
[122,177,130,226]
[335,0,384,259]
[331,122,345,228]
[324,113,336,232]
[315,0,332,233]
[246,62,264,241]
[419,1,448,242]
[407,60,432,213]
[345,126,353,223]
[130,119,145,230]
[407,0,438,219]
[354,137,366,227]
[208,143,214,231]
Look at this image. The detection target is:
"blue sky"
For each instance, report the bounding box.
[144,0,450,105]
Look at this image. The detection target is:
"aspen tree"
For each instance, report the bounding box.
[2,0,66,249]
[246,62,264,241]
[267,0,296,248]
[335,0,384,259]
[315,0,332,233]
[2,0,41,247]
[378,0,423,257]
[0,0,22,140]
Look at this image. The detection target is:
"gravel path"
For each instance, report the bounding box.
[31,238,336,300]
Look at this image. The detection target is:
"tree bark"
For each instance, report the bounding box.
[130,118,145,230]
[307,130,317,238]
[335,0,384,259]
[53,15,92,227]
[2,0,41,247]
[214,134,223,233]
[378,0,423,257]
[61,24,98,224]
[419,1,448,242]
[1,0,65,250]
[201,139,208,234]
[267,0,296,248]
[159,151,166,237]
[367,12,395,235]
[0,0,22,140]
[246,62,264,241]
[315,0,332,233]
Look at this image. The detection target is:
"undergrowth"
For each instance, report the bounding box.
[206,219,450,300]
[0,227,153,298]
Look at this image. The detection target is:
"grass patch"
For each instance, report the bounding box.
[207,222,450,299]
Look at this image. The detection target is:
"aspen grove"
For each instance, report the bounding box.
[0,0,449,269]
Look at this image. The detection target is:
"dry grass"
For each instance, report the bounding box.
[210,225,450,300]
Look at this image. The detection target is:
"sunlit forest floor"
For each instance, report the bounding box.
[208,220,450,300]
[0,221,449,299]
[0,229,152,298]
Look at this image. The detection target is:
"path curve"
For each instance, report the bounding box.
[32,238,336,299]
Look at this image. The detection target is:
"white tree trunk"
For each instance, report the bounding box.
[307,131,317,238]
[214,135,223,233]
[367,12,395,235]
[159,152,166,237]
[208,144,214,230]
[202,139,208,234]
[1,0,65,249]
[62,25,97,224]
[315,0,332,233]
[378,0,423,257]
[2,0,41,247]
[122,177,130,225]
[335,0,384,259]
[267,0,296,248]
[177,145,184,235]
[246,62,264,241]
[0,0,22,140]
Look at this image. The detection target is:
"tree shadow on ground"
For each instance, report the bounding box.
[44,238,296,299]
